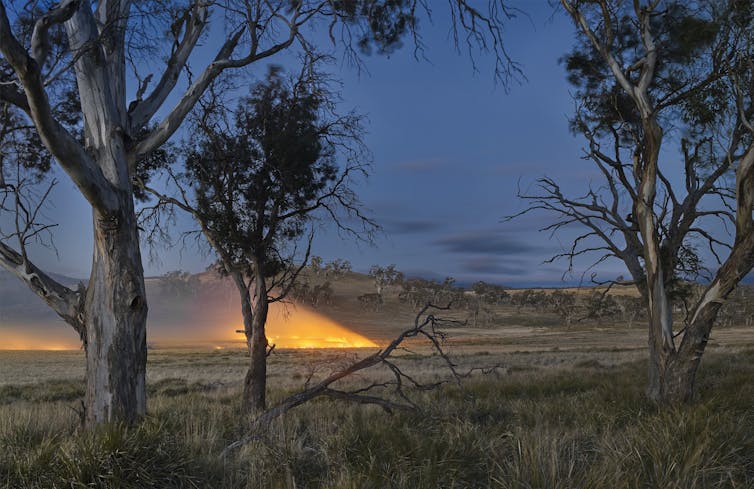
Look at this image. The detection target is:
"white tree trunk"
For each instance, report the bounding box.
[84,200,147,425]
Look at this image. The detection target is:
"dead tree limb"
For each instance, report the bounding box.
[222,303,500,456]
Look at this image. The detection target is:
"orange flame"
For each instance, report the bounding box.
[237,304,377,349]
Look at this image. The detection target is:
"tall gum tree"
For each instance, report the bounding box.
[513,0,754,403]
[0,0,518,426]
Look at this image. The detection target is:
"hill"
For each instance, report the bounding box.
[2,268,754,352]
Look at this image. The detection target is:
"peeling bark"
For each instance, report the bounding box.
[85,198,147,425]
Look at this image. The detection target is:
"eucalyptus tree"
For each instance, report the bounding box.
[514,0,754,402]
[142,65,375,412]
[368,264,403,297]
[0,0,518,426]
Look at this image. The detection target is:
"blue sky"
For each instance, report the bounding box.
[14,1,635,287]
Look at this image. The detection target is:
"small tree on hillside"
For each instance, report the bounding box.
[583,291,621,321]
[550,290,577,327]
[159,270,199,299]
[325,258,352,280]
[472,281,510,305]
[309,256,324,276]
[142,65,375,412]
[369,264,404,297]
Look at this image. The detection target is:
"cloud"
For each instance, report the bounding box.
[460,256,527,275]
[434,229,544,255]
[382,218,443,235]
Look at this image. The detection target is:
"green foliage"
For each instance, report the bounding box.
[179,64,367,282]
[368,264,403,294]
[158,270,199,299]
[132,125,175,202]
[0,6,81,185]
[184,66,336,274]
[472,281,510,305]
[560,0,752,200]
[398,276,464,309]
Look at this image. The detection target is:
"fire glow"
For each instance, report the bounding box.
[0,329,79,350]
[1,301,377,350]
[240,304,378,349]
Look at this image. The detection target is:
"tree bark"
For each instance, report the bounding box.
[235,271,270,413]
[644,350,699,404]
[646,333,690,403]
[244,296,269,413]
[84,195,148,426]
[63,2,148,426]
[0,0,149,427]
[648,234,754,403]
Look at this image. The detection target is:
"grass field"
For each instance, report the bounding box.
[1,342,754,488]
[3,273,754,487]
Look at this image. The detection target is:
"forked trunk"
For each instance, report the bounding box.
[84,196,148,426]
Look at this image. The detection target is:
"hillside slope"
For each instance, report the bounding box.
[3,269,754,352]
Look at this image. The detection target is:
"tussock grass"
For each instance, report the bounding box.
[0,416,203,488]
[0,379,84,404]
[1,350,753,488]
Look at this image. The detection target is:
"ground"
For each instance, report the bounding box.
[2,273,754,487]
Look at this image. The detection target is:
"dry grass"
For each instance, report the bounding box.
[1,347,754,488]
[3,274,754,487]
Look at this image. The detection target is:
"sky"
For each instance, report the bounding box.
[5,1,634,288]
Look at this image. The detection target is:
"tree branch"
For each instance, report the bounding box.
[130,3,304,160]
[30,0,80,68]
[127,1,209,131]
[0,1,118,212]
[0,240,85,337]
[222,303,495,456]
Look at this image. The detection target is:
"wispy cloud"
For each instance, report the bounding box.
[460,256,527,275]
[434,229,545,255]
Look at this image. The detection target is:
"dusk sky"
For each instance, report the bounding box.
[12,1,630,287]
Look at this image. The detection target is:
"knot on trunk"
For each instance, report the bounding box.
[98,212,121,233]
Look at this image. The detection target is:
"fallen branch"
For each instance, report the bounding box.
[223,303,499,456]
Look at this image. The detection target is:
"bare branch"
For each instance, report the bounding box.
[127,1,209,131]
[31,0,80,68]
[222,304,497,455]
[0,1,118,212]
[0,240,84,336]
